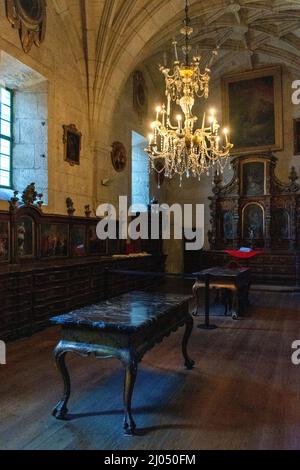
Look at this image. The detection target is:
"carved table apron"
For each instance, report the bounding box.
[51,291,194,435]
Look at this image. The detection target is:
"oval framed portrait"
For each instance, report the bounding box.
[136,82,146,108]
[111,142,127,172]
[6,0,47,52]
[18,0,45,23]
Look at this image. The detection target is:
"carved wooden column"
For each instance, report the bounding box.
[295,195,300,248]
[230,195,239,249]
[264,198,271,249]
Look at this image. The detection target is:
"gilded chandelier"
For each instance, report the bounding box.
[146,0,233,185]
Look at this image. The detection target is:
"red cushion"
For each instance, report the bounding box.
[224,249,264,259]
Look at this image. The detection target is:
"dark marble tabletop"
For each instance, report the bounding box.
[51,291,192,333]
[193,267,250,279]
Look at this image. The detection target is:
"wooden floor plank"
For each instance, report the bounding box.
[0,288,300,450]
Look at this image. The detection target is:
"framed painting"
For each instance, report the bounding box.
[0,221,9,262]
[63,124,82,166]
[222,66,283,154]
[133,71,148,115]
[222,211,234,241]
[111,142,127,172]
[242,161,266,196]
[17,216,35,258]
[271,209,290,241]
[71,225,86,257]
[88,224,107,256]
[294,118,300,155]
[5,0,47,53]
[41,224,68,258]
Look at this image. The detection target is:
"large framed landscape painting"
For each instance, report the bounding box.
[222,66,283,155]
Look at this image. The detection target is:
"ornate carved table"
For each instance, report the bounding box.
[193,267,251,321]
[51,291,194,435]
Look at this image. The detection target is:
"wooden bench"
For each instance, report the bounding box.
[51,291,194,435]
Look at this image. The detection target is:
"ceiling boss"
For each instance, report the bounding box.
[146,0,233,186]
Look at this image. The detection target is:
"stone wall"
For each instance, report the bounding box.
[94,68,167,214]
[0,1,92,215]
[13,81,48,201]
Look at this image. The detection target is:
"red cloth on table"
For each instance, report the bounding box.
[224,249,264,259]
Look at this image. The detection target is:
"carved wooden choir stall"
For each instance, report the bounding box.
[0,185,165,342]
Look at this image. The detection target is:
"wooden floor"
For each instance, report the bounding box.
[1,287,300,450]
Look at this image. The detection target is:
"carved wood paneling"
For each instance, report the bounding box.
[208,153,300,250]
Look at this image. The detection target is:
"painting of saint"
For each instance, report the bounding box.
[17,217,34,257]
[63,124,81,165]
[88,225,107,255]
[0,222,9,261]
[67,132,80,164]
[41,224,68,258]
[222,211,234,240]
[71,225,86,256]
[243,162,265,196]
[222,67,283,154]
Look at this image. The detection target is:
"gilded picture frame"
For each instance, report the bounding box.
[222,66,283,155]
[63,124,82,166]
[5,0,47,53]
[111,141,127,172]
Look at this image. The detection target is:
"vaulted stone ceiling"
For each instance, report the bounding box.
[144,0,300,82]
[52,0,300,140]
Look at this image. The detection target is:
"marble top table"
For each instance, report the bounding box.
[51,291,195,435]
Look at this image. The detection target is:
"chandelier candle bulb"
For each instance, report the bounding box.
[177,115,182,130]
[208,115,214,131]
[223,128,229,144]
[156,106,161,121]
[172,40,179,62]
[167,94,171,116]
